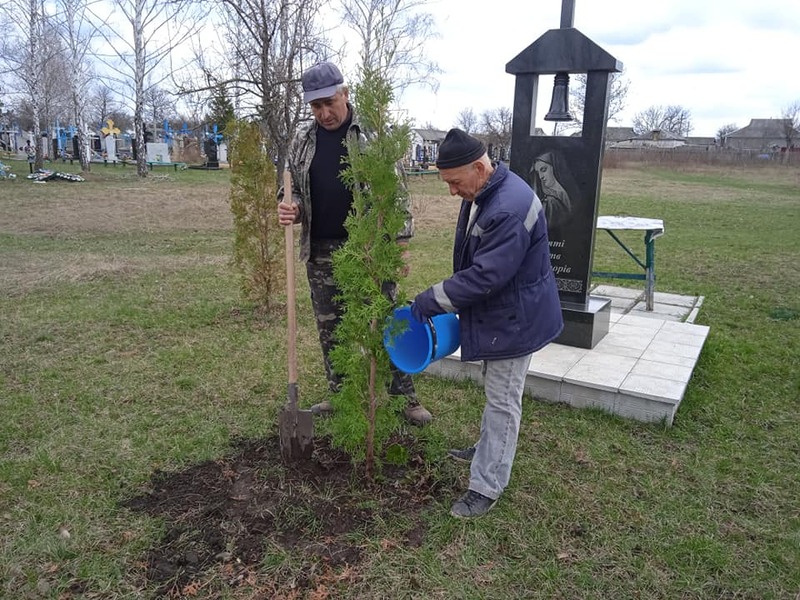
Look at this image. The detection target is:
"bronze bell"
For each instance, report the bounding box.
[544,72,573,122]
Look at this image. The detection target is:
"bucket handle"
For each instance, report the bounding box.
[426,316,438,359]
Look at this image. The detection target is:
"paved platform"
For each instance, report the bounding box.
[424,285,708,425]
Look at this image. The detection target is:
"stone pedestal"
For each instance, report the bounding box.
[105,135,116,162]
[554,295,611,349]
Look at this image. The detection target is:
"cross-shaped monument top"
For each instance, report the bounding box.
[560,0,575,28]
[101,119,120,137]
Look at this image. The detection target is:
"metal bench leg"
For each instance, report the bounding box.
[644,231,656,311]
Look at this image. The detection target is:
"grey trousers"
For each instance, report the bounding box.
[469,353,533,500]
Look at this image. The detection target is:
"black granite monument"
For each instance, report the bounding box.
[505,0,622,348]
[204,137,219,169]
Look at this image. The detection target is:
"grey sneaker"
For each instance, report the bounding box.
[403,403,432,426]
[450,490,497,518]
[309,400,334,416]
[447,446,476,463]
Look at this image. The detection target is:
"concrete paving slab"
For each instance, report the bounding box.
[563,354,638,392]
[593,285,644,299]
[620,373,687,403]
[419,285,707,427]
[631,301,691,320]
[653,291,699,307]
[630,359,695,383]
[616,314,665,330]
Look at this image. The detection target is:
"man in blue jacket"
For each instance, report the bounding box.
[411,128,563,518]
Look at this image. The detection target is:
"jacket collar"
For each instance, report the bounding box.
[474,161,508,205]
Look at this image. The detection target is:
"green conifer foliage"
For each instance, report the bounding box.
[207,83,236,134]
[328,68,412,475]
[228,120,283,313]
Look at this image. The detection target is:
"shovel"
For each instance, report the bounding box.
[278,169,314,461]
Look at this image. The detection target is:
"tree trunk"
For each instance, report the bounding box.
[133,0,147,177]
[26,0,44,171]
[77,116,90,171]
[365,329,378,481]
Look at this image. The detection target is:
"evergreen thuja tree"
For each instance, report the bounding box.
[207,83,236,134]
[228,120,283,313]
[328,68,412,477]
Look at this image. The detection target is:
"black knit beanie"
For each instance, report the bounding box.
[436,128,487,169]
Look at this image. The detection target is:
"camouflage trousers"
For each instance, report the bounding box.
[306,239,417,405]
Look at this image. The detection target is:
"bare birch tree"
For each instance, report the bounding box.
[339,0,440,98]
[480,106,513,156]
[143,85,176,136]
[54,0,97,171]
[632,104,693,137]
[90,0,204,176]
[716,122,738,147]
[0,0,51,169]
[567,70,630,131]
[455,107,478,133]
[780,100,800,162]
[197,0,329,170]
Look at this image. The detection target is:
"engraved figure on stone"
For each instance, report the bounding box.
[531,151,575,229]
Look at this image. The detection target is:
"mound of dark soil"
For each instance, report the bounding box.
[123,436,457,597]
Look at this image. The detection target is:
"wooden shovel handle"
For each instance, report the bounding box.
[284,169,298,388]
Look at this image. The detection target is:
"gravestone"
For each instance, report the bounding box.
[146,142,170,163]
[505,1,622,348]
[100,119,120,162]
[203,137,219,168]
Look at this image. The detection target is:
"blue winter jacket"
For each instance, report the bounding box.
[414,162,563,361]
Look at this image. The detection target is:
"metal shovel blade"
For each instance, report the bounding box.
[278,386,314,461]
[279,409,314,461]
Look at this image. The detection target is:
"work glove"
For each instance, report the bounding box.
[410,289,441,322]
[410,301,427,323]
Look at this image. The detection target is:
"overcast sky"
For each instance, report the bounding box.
[363,0,800,137]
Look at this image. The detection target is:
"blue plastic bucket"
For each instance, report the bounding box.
[383,306,460,374]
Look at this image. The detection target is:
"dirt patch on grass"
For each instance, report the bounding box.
[123,435,457,599]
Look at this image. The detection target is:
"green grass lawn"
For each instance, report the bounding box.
[1,162,798,599]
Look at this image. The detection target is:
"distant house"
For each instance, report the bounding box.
[407,128,448,167]
[569,125,634,145]
[604,126,636,145]
[611,129,685,149]
[685,136,717,150]
[723,118,798,151]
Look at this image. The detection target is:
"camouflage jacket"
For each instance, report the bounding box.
[280,104,414,262]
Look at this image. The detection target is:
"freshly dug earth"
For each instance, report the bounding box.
[123,436,459,598]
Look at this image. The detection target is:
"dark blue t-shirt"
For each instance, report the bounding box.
[310,115,353,240]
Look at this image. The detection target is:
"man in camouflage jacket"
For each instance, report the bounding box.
[277,61,431,426]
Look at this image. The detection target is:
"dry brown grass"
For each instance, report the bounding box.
[0,252,230,296]
[410,191,461,229]
[5,162,792,297]
[0,172,232,295]
[2,172,459,297]
[600,164,800,207]
[0,176,232,236]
